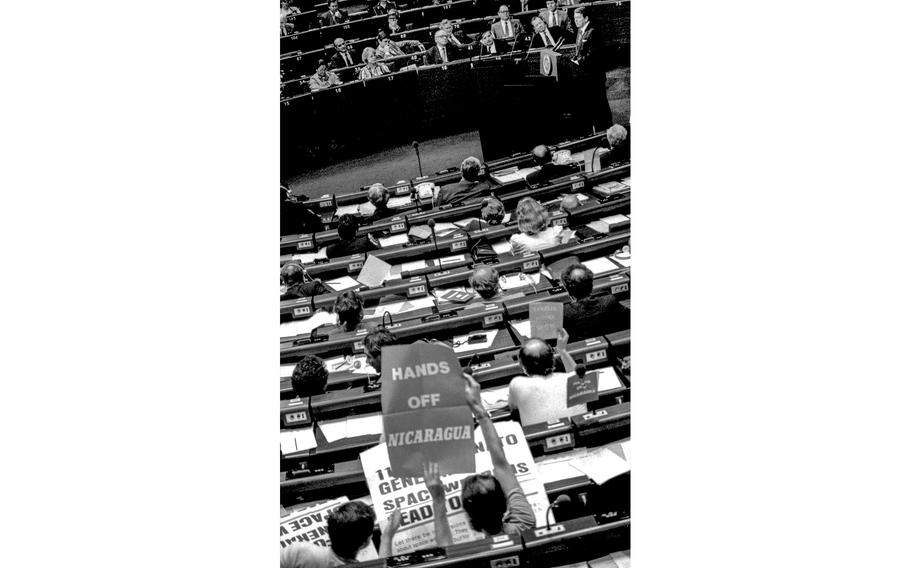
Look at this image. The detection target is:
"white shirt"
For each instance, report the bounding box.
[508,372,589,426]
[547,10,557,27]
[438,46,447,62]
[504,20,513,37]
[509,225,564,254]
[541,29,555,47]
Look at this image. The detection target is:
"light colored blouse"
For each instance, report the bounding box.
[509,225,563,254]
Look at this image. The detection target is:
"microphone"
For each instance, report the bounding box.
[412,141,424,177]
[382,310,394,329]
[428,219,440,259]
[546,494,571,529]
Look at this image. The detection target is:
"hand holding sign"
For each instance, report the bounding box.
[462,370,484,417]
[556,327,569,351]
[529,302,564,340]
[423,461,445,500]
[379,508,403,557]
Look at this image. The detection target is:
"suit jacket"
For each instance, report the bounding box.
[319,9,349,27]
[490,18,525,40]
[280,200,325,236]
[573,24,603,72]
[281,281,328,301]
[425,44,462,65]
[372,1,397,16]
[525,162,577,186]
[444,30,476,50]
[528,25,564,49]
[563,295,630,343]
[436,179,491,207]
[475,38,507,56]
[539,8,574,34]
[328,51,357,82]
[326,235,377,259]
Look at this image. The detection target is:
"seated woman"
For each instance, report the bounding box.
[280,0,301,36]
[509,197,565,255]
[359,47,391,80]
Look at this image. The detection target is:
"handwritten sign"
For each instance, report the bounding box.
[381,343,474,477]
[529,302,563,340]
[566,368,598,407]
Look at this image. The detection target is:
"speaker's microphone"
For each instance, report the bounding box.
[546,494,572,529]
[428,219,440,259]
[412,140,424,177]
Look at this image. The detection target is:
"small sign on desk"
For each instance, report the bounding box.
[529,302,563,340]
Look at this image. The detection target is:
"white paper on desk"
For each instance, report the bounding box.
[453,329,497,353]
[609,254,632,268]
[434,223,459,237]
[401,259,427,272]
[582,257,619,276]
[596,367,624,392]
[356,363,377,376]
[586,220,612,234]
[379,233,410,247]
[454,217,478,229]
[324,275,360,291]
[334,204,360,216]
[535,448,590,485]
[491,167,535,184]
[499,271,541,291]
[491,238,513,255]
[280,427,317,454]
[319,418,348,444]
[290,252,319,265]
[620,441,631,464]
[479,384,510,412]
[589,551,631,568]
[280,364,296,378]
[356,255,392,288]
[510,319,532,338]
[386,195,412,208]
[280,310,336,339]
[434,286,471,303]
[570,445,630,485]
[603,214,629,225]
[347,413,384,438]
[438,254,465,266]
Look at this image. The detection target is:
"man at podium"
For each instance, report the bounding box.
[570,6,613,131]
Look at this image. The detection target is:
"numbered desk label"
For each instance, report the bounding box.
[490,556,519,568]
[284,411,308,426]
[544,433,574,453]
[292,306,311,317]
[611,283,629,294]
[586,349,607,362]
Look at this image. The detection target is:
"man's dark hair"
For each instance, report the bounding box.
[461,157,482,182]
[326,501,376,560]
[461,473,507,534]
[480,197,505,225]
[468,266,500,300]
[574,5,588,18]
[334,290,364,331]
[337,214,360,241]
[280,262,306,286]
[531,145,552,167]
[518,338,555,376]
[561,263,594,300]
[364,328,397,369]
[290,355,329,398]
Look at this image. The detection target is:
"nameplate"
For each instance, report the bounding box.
[585,348,607,362]
[391,221,407,233]
[490,554,520,566]
[522,258,540,271]
[611,282,629,294]
[284,411,309,426]
[483,313,503,326]
[287,398,305,407]
[407,284,427,296]
[451,239,467,251]
[492,535,511,543]
[296,240,313,250]
[552,218,567,226]
[319,199,333,209]
[471,362,492,370]
[292,306,311,317]
[533,525,566,537]
[582,408,610,421]
[348,261,363,272]
[571,180,585,190]
[543,432,573,453]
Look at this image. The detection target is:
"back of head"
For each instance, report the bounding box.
[560,263,594,300]
[280,262,306,287]
[531,145,551,167]
[606,123,628,148]
[519,338,555,376]
[461,156,482,182]
[560,194,580,212]
[364,328,397,370]
[327,501,376,560]
[334,290,364,331]
[337,214,359,241]
[367,183,389,207]
[516,197,550,235]
[290,355,329,398]
[480,197,505,225]
[461,473,507,535]
[468,265,500,300]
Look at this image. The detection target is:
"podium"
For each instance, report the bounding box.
[539,48,563,79]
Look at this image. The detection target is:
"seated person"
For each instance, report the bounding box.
[289,354,329,398]
[328,38,358,83]
[372,0,397,16]
[560,194,580,212]
[525,145,578,186]
[426,29,463,65]
[319,0,349,27]
[280,262,328,300]
[528,16,565,49]
[363,183,394,221]
[439,19,475,49]
[539,0,574,35]
[375,31,425,61]
[328,290,366,333]
[475,31,506,56]
[509,197,565,254]
[508,329,588,426]
[308,61,343,91]
[598,123,630,165]
[364,328,398,372]
[468,265,501,300]
[281,500,399,567]
[280,0,301,36]
[281,185,325,236]
[385,11,404,35]
[560,263,630,341]
[359,47,391,80]
[436,157,491,206]
[463,197,506,231]
[326,214,378,258]
[490,5,524,43]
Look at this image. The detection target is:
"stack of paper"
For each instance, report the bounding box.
[581,257,619,275]
[356,255,392,287]
[386,195,412,208]
[510,319,532,338]
[279,427,318,454]
[319,413,384,443]
[280,310,336,338]
[379,233,409,247]
[570,445,629,484]
[491,167,536,184]
[595,367,624,392]
[479,384,510,412]
[491,239,513,255]
[334,204,360,216]
[434,222,459,237]
[324,275,360,292]
[400,259,427,273]
[535,448,590,485]
[291,247,327,265]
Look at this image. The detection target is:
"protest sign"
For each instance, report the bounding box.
[360,420,551,555]
[566,367,599,406]
[381,343,475,477]
[280,497,379,559]
[529,302,563,340]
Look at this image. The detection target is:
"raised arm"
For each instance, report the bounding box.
[464,371,520,494]
[555,327,576,374]
[423,461,453,548]
[378,508,402,557]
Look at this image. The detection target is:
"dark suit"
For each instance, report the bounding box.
[528,26,564,50]
[540,8,574,35]
[328,50,358,82]
[572,24,613,131]
[319,9,349,27]
[425,44,463,65]
[564,295,630,342]
[372,1,397,16]
[445,30,476,50]
[525,162,578,186]
[281,281,328,301]
[281,200,325,236]
[436,179,491,207]
[475,39,507,56]
[326,236,378,258]
[599,129,630,166]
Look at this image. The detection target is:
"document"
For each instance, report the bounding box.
[620,440,631,463]
[453,329,497,353]
[279,310,336,338]
[279,427,318,454]
[386,195,412,208]
[609,253,631,268]
[324,275,360,291]
[596,367,624,392]
[280,364,296,378]
[454,217,478,229]
[582,257,619,275]
[585,219,612,234]
[602,214,629,225]
[401,259,427,272]
[479,384,510,413]
[408,225,432,240]
[491,239,512,255]
[379,233,410,247]
[334,204,360,216]
[570,445,629,484]
[346,413,384,438]
[318,418,348,444]
[535,448,590,485]
[510,319,532,338]
[291,247,327,265]
[492,166,535,184]
[356,254,392,288]
[530,302,563,339]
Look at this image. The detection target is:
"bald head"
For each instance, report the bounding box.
[561,194,580,211]
[468,265,500,299]
[531,145,552,166]
[519,338,555,376]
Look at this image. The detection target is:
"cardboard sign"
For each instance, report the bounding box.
[529,302,563,340]
[356,254,392,288]
[566,368,599,407]
[279,497,379,561]
[360,421,551,555]
[381,343,475,477]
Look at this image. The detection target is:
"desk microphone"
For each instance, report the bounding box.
[412,141,424,177]
[546,494,571,529]
[428,219,440,258]
[382,310,394,329]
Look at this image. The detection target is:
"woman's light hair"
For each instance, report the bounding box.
[606,124,628,147]
[368,183,389,205]
[361,47,376,63]
[516,197,550,235]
